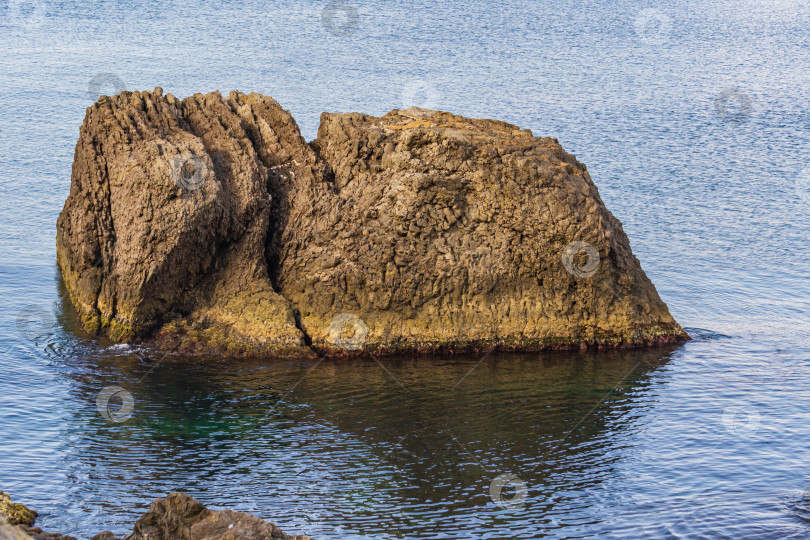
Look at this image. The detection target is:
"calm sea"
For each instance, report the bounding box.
[1,0,809,538]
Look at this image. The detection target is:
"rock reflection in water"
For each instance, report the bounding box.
[55,341,679,537]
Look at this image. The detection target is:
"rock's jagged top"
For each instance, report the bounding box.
[56,89,688,356]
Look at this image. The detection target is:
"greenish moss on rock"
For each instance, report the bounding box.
[0,491,36,526]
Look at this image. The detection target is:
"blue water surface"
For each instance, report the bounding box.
[1,0,810,538]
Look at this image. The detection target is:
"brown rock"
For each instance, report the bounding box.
[88,533,117,540]
[0,518,33,540]
[128,493,310,540]
[15,525,76,540]
[57,91,688,356]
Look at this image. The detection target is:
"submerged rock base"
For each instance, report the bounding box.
[56,89,688,356]
[0,492,310,540]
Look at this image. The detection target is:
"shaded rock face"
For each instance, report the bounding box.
[56,89,316,357]
[57,89,688,356]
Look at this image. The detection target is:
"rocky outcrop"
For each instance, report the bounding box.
[57,89,688,356]
[0,491,76,540]
[0,492,309,540]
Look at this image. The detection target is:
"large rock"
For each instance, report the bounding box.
[57,90,688,356]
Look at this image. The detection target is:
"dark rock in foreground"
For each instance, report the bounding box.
[120,492,311,540]
[0,492,310,540]
[0,491,37,528]
[56,89,688,356]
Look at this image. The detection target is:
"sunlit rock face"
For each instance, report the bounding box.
[57,90,688,357]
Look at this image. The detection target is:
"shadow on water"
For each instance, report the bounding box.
[48,278,686,538]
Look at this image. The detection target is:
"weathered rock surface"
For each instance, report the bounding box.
[57,89,688,356]
[56,89,314,357]
[0,492,309,540]
[123,492,311,540]
[282,108,687,353]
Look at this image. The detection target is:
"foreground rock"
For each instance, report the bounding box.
[1,491,75,540]
[57,89,688,356]
[0,492,36,528]
[0,492,309,540]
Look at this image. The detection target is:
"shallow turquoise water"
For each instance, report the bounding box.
[1,0,810,538]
